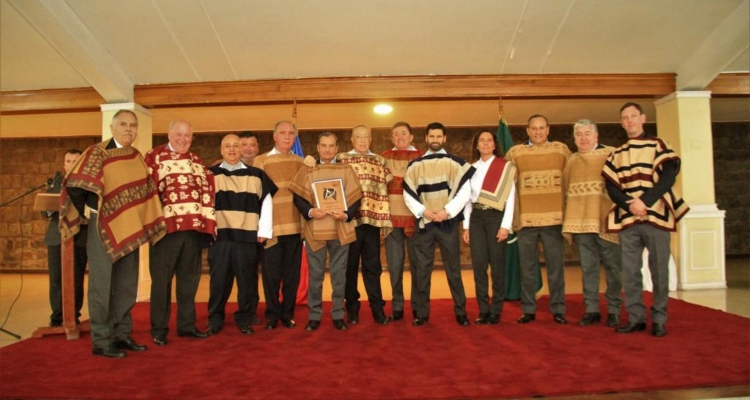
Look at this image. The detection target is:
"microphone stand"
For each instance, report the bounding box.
[0,181,49,208]
[0,180,50,340]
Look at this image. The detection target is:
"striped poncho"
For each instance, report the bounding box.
[562,144,618,244]
[602,137,689,232]
[403,153,474,231]
[59,140,166,262]
[209,165,277,243]
[505,141,571,231]
[381,149,422,236]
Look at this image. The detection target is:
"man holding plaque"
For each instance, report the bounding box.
[292,132,363,331]
[338,125,393,326]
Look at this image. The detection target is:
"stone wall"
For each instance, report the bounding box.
[1,121,744,272]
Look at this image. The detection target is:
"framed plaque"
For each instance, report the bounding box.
[312,178,348,212]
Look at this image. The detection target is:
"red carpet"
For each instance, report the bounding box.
[1,295,748,400]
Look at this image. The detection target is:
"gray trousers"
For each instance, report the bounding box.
[573,233,623,315]
[306,240,349,321]
[619,224,671,324]
[87,213,139,349]
[469,208,507,316]
[384,228,419,314]
[411,224,467,319]
[518,225,566,315]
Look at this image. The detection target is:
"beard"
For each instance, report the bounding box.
[428,142,443,151]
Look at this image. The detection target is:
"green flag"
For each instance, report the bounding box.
[496,116,543,300]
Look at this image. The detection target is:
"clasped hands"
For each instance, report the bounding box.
[311,207,348,221]
[627,197,648,220]
[423,208,449,223]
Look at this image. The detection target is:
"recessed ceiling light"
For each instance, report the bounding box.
[373,104,393,115]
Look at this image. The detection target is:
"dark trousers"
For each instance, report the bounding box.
[47,243,87,324]
[149,231,203,337]
[469,209,507,316]
[345,224,386,317]
[411,223,467,319]
[261,234,302,322]
[384,227,420,315]
[518,225,566,315]
[207,240,259,328]
[87,213,139,349]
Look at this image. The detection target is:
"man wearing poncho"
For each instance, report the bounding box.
[562,119,622,328]
[603,103,689,338]
[403,122,474,326]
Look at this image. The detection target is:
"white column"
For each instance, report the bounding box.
[654,91,726,290]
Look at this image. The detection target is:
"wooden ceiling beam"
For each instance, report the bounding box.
[2,73,679,113]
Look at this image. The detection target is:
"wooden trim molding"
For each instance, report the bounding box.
[2,74,676,113]
[1,87,104,113]
[135,74,677,108]
[705,73,750,96]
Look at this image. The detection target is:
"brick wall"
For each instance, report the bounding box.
[1,121,744,272]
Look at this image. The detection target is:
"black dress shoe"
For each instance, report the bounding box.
[616,321,647,333]
[93,344,126,358]
[487,314,500,325]
[517,313,536,324]
[114,337,147,352]
[152,335,168,346]
[237,324,252,335]
[205,325,221,336]
[606,313,620,327]
[374,313,389,325]
[177,329,208,339]
[347,311,359,325]
[250,315,262,326]
[652,323,667,337]
[305,320,320,331]
[578,312,601,326]
[456,315,470,326]
[266,320,278,330]
[387,310,404,322]
[474,313,490,324]
[333,319,348,330]
[412,317,429,326]
[281,319,296,328]
[553,314,567,325]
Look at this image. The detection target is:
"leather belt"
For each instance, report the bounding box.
[472,203,493,211]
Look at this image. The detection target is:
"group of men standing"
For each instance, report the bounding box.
[51,101,687,358]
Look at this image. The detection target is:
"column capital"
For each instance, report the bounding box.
[655,91,712,106]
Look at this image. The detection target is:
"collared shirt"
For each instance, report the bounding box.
[220,161,245,171]
[392,145,418,151]
[462,155,516,230]
[424,148,447,156]
[348,149,375,156]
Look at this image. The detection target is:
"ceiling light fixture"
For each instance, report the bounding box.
[373,104,393,115]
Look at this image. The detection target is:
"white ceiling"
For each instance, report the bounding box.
[1,0,749,126]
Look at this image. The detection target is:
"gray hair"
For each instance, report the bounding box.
[573,119,598,133]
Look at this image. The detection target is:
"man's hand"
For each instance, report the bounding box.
[627,197,648,218]
[462,230,470,244]
[310,208,328,220]
[258,237,268,244]
[327,208,348,221]
[303,155,316,168]
[433,209,449,222]
[496,228,509,243]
